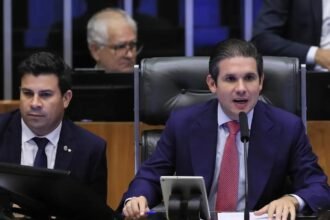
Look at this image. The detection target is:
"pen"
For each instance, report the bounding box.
[146,210,157,215]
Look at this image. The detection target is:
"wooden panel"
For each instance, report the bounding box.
[307,121,330,184]
[0,100,20,112]
[76,122,135,209]
[76,122,162,209]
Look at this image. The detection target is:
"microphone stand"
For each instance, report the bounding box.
[243,139,249,220]
[239,112,250,220]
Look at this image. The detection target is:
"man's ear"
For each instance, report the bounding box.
[259,72,264,92]
[63,90,73,109]
[206,74,217,93]
[88,43,101,61]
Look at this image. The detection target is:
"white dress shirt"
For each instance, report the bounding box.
[306,0,330,70]
[20,119,62,169]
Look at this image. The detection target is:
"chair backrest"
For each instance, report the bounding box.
[139,57,215,125]
[134,56,305,166]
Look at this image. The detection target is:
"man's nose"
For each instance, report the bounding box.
[125,47,134,58]
[236,80,247,93]
[31,95,42,107]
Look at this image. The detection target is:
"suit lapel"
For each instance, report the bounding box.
[247,102,282,209]
[190,100,218,193]
[4,111,23,163]
[54,119,74,170]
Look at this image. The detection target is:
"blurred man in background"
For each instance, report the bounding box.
[87,8,141,73]
[252,0,330,71]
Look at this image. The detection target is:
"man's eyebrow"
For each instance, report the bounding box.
[38,89,53,92]
[37,90,54,94]
[20,87,32,91]
[245,72,258,75]
[20,88,54,93]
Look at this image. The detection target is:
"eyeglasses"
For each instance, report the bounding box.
[101,41,143,55]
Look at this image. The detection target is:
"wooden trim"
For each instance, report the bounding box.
[0,100,20,112]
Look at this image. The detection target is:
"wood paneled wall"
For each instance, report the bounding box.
[0,100,20,113]
[306,121,330,183]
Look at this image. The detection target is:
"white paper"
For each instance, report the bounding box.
[218,212,274,220]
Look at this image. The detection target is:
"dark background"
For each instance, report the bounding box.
[0,0,264,99]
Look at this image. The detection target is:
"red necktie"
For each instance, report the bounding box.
[216,121,240,211]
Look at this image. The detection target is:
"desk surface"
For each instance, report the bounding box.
[120,211,323,220]
[119,203,323,220]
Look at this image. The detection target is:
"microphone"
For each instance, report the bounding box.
[239,112,250,220]
[239,112,249,142]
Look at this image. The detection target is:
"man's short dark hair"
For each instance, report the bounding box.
[17,51,72,95]
[209,38,263,81]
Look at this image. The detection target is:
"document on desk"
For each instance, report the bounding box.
[218,212,273,219]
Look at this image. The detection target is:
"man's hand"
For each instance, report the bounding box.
[254,195,299,220]
[123,196,149,219]
[315,48,330,70]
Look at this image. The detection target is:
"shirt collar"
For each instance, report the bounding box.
[21,119,62,146]
[217,103,253,129]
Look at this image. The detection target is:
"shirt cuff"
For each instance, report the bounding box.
[124,198,133,206]
[289,194,305,212]
[306,46,319,64]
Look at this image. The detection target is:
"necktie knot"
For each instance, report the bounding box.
[32,137,49,168]
[227,121,240,135]
[33,137,49,150]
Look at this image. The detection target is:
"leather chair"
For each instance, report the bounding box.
[134,56,306,167]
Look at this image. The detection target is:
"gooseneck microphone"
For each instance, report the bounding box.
[239,112,250,220]
[239,112,250,142]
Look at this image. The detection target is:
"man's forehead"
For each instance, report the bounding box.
[107,22,136,41]
[20,74,60,89]
[21,73,59,81]
[219,56,257,64]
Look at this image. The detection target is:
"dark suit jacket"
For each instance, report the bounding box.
[252,0,322,64]
[0,110,108,199]
[120,99,330,212]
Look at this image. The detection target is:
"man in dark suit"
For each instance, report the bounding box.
[0,52,107,199]
[120,39,330,219]
[252,0,330,70]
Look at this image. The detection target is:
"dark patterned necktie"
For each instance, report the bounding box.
[32,137,49,168]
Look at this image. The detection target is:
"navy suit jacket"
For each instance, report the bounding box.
[121,99,330,212]
[0,110,108,199]
[252,0,322,64]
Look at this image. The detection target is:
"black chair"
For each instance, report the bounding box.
[133,56,306,169]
